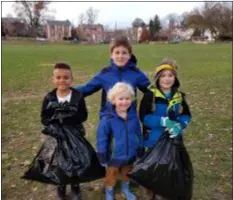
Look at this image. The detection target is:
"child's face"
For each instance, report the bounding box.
[52,69,73,91]
[111,46,131,67]
[114,91,132,112]
[159,70,175,91]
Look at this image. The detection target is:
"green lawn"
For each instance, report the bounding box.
[2,42,232,200]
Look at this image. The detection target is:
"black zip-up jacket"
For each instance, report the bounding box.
[41,88,87,127]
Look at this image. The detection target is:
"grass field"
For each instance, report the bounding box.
[2,42,232,200]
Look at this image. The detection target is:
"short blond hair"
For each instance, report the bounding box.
[107,82,135,104]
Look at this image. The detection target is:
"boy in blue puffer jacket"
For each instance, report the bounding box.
[97,82,144,200]
[76,36,150,116]
[139,57,192,200]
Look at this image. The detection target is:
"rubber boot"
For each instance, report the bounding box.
[121,181,136,200]
[56,185,66,200]
[105,186,114,200]
[71,184,82,200]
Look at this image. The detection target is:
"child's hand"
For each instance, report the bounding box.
[101,163,108,168]
[41,126,54,136]
[168,123,182,138]
[160,117,177,128]
[41,125,64,140]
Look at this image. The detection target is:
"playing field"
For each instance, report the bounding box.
[2,42,232,200]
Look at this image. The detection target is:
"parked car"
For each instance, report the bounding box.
[36,37,48,42]
[71,38,79,43]
[168,37,183,44]
[100,40,110,44]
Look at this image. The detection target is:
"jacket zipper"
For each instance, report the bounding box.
[119,69,123,81]
[124,120,129,157]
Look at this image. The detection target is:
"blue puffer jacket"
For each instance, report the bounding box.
[139,87,192,148]
[96,105,143,167]
[76,55,150,115]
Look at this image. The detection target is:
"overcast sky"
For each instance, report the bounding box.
[1,1,203,29]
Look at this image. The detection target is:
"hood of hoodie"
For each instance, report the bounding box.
[109,54,137,72]
[100,101,137,120]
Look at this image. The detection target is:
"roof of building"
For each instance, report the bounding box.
[2,17,25,23]
[79,23,104,30]
[46,20,71,26]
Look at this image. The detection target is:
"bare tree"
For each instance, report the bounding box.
[206,2,232,37]
[187,2,232,39]
[179,12,190,28]
[104,25,110,31]
[85,7,98,25]
[13,1,51,36]
[78,13,86,24]
[187,14,205,31]
[165,13,180,28]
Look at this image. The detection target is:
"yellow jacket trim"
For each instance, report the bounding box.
[148,85,183,113]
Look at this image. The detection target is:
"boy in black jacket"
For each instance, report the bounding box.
[41,63,87,200]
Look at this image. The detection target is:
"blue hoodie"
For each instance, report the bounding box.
[76,55,150,116]
[96,105,143,167]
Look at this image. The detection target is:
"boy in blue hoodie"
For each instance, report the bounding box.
[97,82,144,200]
[139,57,192,200]
[76,36,150,116]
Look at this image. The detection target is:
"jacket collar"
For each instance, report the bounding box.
[101,103,137,120]
[148,84,181,100]
[46,87,79,104]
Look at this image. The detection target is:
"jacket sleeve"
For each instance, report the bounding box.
[144,114,163,129]
[75,93,88,123]
[139,91,153,122]
[75,72,103,97]
[177,93,192,129]
[96,117,111,165]
[136,70,151,93]
[135,119,143,148]
[41,96,52,126]
[139,91,163,129]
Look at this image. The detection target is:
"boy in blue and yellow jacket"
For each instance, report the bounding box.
[139,57,191,148]
[139,57,192,199]
[97,82,143,200]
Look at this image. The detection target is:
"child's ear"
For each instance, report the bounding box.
[70,75,73,81]
[110,52,113,59]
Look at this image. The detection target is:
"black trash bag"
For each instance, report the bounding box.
[128,132,194,200]
[22,101,105,185]
[22,125,105,185]
[51,101,78,124]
